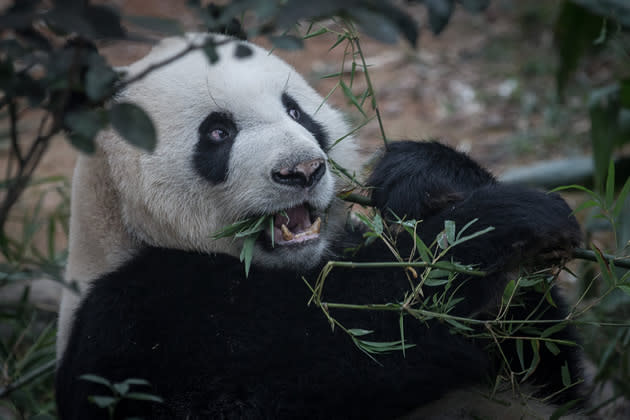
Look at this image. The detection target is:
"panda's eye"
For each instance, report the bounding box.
[288,108,300,121]
[209,128,229,142]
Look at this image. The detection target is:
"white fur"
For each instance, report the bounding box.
[58,33,359,357]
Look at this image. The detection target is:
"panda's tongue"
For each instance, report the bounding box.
[273,205,321,244]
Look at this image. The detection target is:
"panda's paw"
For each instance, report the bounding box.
[367,141,495,220]
[484,187,582,268]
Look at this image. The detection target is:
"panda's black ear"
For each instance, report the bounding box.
[206,3,247,41]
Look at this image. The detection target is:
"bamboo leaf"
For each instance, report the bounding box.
[348,329,373,337]
[516,339,525,371]
[445,318,474,332]
[125,392,164,403]
[79,374,112,388]
[339,80,367,118]
[303,27,328,39]
[444,220,456,245]
[561,362,571,388]
[88,395,117,408]
[545,341,561,356]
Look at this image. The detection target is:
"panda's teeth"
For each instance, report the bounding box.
[281,224,294,241]
[311,217,321,234]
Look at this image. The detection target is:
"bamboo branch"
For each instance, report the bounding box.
[572,248,630,269]
[337,194,630,270]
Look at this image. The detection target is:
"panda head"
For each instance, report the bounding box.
[100,33,359,270]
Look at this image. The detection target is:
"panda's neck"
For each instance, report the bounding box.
[58,148,140,357]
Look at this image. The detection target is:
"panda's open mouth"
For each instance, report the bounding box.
[269,204,322,246]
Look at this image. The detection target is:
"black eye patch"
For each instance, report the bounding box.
[281,93,329,151]
[194,112,238,184]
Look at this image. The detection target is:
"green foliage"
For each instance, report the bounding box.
[304,215,495,362]
[554,0,630,190]
[79,375,163,419]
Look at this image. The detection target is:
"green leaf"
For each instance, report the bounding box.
[64,109,108,154]
[572,199,600,215]
[233,215,268,238]
[453,226,494,245]
[545,341,561,356]
[516,339,525,371]
[303,27,328,39]
[109,102,156,152]
[522,340,541,381]
[561,361,572,388]
[589,96,616,192]
[554,1,603,98]
[124,392,164,403]
[348,329,373,337]
[399,312,407,358]
[355,338,416,354]
[372,213,383,236]
[339,80,367,118]
[79,374,112,387]
[239,233,258,277]
[88,395,117,408]
[121,378,151,386]
[502,279,516,305]
[444,220,455,245]
[613,176,630,219]
[445,318,474,332]
[85,56,118,101]
[268,216,275,248]
[113,382,129,395]
[212,216,261,240]
[541,323,566,338]
[328,34,347,52]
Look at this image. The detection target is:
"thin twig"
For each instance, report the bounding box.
[8,100,24,165]
[326,260,486,276]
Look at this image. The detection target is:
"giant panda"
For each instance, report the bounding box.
[56,33,586,420]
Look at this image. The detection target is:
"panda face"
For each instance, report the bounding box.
[101,34,358,270]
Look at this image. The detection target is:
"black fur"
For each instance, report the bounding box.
[57,141,583,419]
[282,93,329,151]
[194,112,238,184]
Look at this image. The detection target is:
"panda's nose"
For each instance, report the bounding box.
[272,158,326,188]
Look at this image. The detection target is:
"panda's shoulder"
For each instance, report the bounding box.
[83,248,237,305]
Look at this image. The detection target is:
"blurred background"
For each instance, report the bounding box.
[0,0,629,418]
